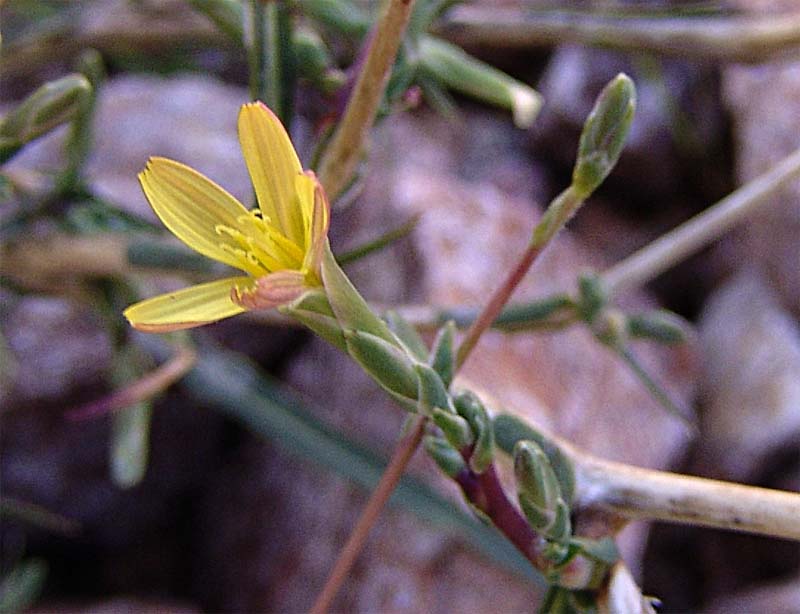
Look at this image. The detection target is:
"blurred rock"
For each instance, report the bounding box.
[0,0,228,95]
[195,436,541,613]
[704,574,800,614]
[724,56,800,312]
[5,74,251,219]
[30,597,200,614]
[698,270,800,481]
[1,387,227,595]
[87,75,252,218]
[2,296,112,403]
[532,45,726,203]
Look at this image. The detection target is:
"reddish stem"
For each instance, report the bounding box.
[310,415,426,614]
[455,242,541,370]
[455,459,601,588]
[456,462,548,568]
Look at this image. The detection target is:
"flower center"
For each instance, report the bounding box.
[214,209,305,276]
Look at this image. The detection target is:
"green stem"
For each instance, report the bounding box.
[337,214,421,265]
[455,242,542,370]
[615,345,696,434]
[247,0,295,123]
[56,50,103,196]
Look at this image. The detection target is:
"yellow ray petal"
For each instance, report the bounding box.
[139,157,264,277]
[295,172,316,252]
[302,174,331,275]
[238,102,304,245]
[123,276,254,332]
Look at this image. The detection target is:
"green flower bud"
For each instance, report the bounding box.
[493,413,575,504]
[548,499,572,542]
[0,74,92,164]
[572,73,636,198]
[419,37,542,128]
[514,441,560,521]
[344,329,419,401]
[519,498,556,535]
[626,310,687,345]
[429,320,455,388]
[454,391,494,473]
[424,435,467,478]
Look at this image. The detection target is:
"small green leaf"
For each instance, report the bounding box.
[626,310,687,345]
[569,537,619,565]
[431,407,473,449]
[415,363,450,415]
[386,309,429,361]
[110,402,152,488]
[344,329,420,402]
[282,289,346,351]
[321,243,398,346]
[0,558,47,614]
[454,391,494,473]
[424,435,467,478]
[429,320,455,388]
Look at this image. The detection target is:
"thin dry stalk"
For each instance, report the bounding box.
[439,6,800,62]
[317,0,416,200]
[602,146,800,295]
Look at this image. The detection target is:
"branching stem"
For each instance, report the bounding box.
[575,453,800,540]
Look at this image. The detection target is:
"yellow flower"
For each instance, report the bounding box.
[124,102,330,332]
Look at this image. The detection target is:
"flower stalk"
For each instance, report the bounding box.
[456,73,636,370]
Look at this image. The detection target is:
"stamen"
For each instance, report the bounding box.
[219,244,265,276]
